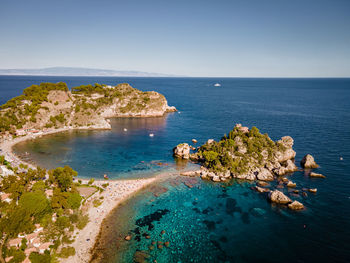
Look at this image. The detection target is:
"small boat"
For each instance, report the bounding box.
[214,83,221,87]
[149,133,154,137]
[103,174,109,180]
[123,128,128,132]
[340,157,343,161]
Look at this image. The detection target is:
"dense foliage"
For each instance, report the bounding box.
[0,82,68,133]
[197,126,286,175]
[0,159,86,262]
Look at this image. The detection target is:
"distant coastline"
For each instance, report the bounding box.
[0,67,181,77]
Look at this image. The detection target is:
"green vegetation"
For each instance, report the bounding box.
[93,199,102,208]
[197,126,284,175]
[0,156,89,262]
[0,81,167,134]
[58,246,75,258]
[0,82,68,133]
[29,251,53,263]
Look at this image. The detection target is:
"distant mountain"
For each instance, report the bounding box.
[0,67,178,77]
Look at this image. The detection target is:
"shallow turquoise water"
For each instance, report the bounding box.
[1,76,350,262]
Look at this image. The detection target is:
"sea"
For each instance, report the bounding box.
[1,76,350,262]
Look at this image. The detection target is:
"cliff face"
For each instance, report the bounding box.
[0,82,176,134]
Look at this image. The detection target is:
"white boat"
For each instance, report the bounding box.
[214,83,221,87]
[149,133,154,137]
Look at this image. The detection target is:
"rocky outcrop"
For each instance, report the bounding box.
[180,170,200,177]
[234,172,256,181]
[256,168,274,181]
[268,190,292,204]
[235,123,249,133]
[286,181,296,188]
[288,201,304,210]
[284,159,298,173]
[207,139,215,144]
[173,143,190,159]
[300,154,319,169]
[309,172,326,178]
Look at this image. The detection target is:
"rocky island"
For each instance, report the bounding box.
[174,124,324,210]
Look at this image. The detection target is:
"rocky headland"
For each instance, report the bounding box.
[0,82,176,139]
[174,124,324,210]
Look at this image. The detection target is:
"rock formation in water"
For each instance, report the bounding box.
[173,124,318,211]
[174,124,298,182]
[288,200,304,210]
[173,143,190,159]
[0,82,176,137]
[300,154,319,169]
[268,190,292,204]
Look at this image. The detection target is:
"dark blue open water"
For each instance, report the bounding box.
[1,76,350,262]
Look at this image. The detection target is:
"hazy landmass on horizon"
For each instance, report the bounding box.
[0,67,179,77]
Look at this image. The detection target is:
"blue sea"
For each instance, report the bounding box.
[1,76,350,262]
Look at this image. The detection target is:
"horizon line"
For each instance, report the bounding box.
[0,74,349,79]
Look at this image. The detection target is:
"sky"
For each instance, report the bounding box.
[0,0,349,77]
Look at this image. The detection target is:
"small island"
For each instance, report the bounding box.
[174,124,323,210]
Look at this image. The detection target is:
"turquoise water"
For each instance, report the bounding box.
[1,76,350,262]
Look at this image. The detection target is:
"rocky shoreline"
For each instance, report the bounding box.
[174,124,325,210]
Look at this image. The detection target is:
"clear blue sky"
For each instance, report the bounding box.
[0,0,349,77]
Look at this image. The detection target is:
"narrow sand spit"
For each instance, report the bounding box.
[64,177,160,263]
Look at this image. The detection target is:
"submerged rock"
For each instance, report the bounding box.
[301,154,319,169]
[257,181,269,187]
[268,190,292,204]
[288,201,304,210]
[255,186,270,193]
[133,251,150,263]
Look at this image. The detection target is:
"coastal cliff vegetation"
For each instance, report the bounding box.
[0,82,175,135]
[197,126,287,175]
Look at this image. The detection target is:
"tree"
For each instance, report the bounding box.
[67,193,82,210]
[31,181,46,193]
[29,251,52,263]
[51,189,69,210]
[19,192,51,223]
[51,166,77,191]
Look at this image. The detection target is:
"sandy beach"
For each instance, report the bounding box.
[65,176,162,263]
